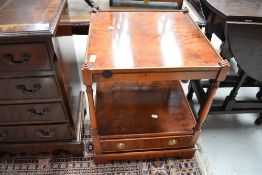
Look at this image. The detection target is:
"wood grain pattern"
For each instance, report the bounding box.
[0,43,51,72]
[95,81,195,136]
[0,124,73,142]
[101,135,192,153]
[202,0,262,21]
[0,0,66,37]
[0,103,66,125]
[94,148,195,164]
[86,12,222,74]
[0,76,60,100]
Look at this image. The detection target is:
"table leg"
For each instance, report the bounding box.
[189,80,220,146]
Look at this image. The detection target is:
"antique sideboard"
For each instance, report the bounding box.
[0,0,84,154]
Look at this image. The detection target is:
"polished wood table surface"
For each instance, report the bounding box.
[86,12,222,74]
[82,11,229,164]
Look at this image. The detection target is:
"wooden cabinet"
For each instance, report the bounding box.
[82,11,229,164]
[0,0,84,154]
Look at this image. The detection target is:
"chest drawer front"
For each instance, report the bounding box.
[101,135,192,153]
[0,76,60,100]
[0,124,73,142]
[0,43,51,72]
[0,103,66,125]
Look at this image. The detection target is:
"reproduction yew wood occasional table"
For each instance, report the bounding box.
[82,11,229,164]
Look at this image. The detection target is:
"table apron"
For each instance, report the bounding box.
[92,71,219,83]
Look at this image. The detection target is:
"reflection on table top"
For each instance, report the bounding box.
[203,0,262,20]
[86,12,222,73]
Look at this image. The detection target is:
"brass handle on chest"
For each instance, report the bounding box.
[27,108,49,117]
[36,129,55,138]
[2,53,30,65]
[116,143,125,150]
[0,131,8,140]
[168,139,177,146]
[16,83,41,95]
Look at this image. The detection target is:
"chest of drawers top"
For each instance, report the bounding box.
[0,0,66,38]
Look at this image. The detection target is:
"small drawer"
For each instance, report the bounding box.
[0,43,51,72]
[0,103,66,125]
[0,124,73,142]
[101,135,192,153]
[0,76,60,100]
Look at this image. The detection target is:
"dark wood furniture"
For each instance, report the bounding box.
[200,0,262,42]
[109,0,183,9]
[82,11,229,164]
[58,0,98,36]
[0,0,84,154]
[186,0,206,27]
[188,0,262,124]
[57,0,185,36]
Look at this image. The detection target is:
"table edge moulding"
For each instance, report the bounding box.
[82,11,229,164]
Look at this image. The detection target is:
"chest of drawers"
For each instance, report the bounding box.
[0,0,84,154]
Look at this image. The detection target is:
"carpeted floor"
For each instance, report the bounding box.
[0,122,202,175]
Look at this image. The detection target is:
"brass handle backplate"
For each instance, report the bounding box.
[2,53,30,65]
[0,131,8,140]
[27,108,49,117]
[168,139,177,146]
[16,83,41,95]
[116,143,125,150]
[36,128,55,138]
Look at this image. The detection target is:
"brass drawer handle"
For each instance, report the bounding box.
[0,131,8,140]
[16,83,41,95]
[116,143,125,151]
[36,129,55,138]
[27,108,49,117]
[2,53,30,65]
[168,139,177,146]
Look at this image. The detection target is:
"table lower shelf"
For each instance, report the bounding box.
[90,80,197,162]
[95,80,196,137]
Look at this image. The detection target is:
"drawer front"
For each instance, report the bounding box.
[0,103,66,125]
[0,77,60,100]
[0,43,51,72]
[101,135,192,153]
[0,124,73,142]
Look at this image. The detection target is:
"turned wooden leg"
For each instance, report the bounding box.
[83,0,100,12]
[223,70,247,111]
[187,81,194,100]
[255,114,262,125]
[189,80,220,146]
[109,0,114,6]
[256,87,262,99]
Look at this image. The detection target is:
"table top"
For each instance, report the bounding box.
[202,0,262,21]
[86,12,223,74]
[0,0,66,37]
